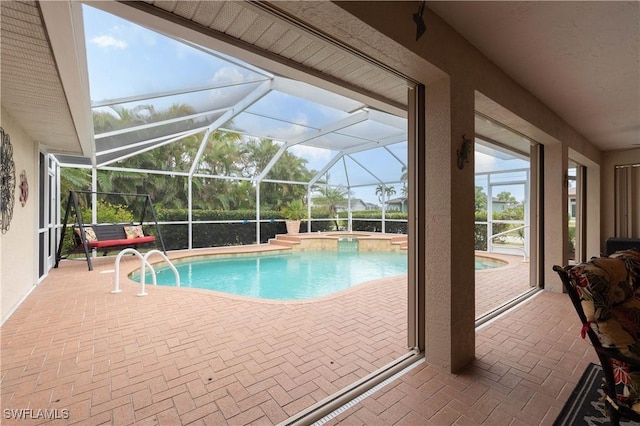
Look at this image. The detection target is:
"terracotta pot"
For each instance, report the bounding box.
[285,220,301,234]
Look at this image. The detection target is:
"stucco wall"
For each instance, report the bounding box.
[601,148,640,249]
[280,1,608,371]
[333,1,600,162]
[1,109,37,324]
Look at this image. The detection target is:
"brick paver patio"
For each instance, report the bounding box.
[1,245,578,425]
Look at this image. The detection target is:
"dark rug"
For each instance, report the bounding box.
[554,363,635,426]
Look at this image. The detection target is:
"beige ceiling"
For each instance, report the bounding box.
[428,1,640,152]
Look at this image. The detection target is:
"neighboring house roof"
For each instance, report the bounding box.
[386,197,407,204]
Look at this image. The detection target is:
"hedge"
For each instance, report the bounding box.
[474,210,524,251]
[154,209,408,250]
[156,208,337,250]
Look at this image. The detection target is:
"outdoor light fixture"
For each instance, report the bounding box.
[413,1,426,41]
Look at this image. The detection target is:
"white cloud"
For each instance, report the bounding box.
[211,67,248,85]
[91,35,127,50]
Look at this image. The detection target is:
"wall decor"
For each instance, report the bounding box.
[19,170,28,207]
[456,134,472,170]
[0,127,16,233]
[413,1,427,41]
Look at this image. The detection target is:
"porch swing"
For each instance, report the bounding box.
[55,190,166,271]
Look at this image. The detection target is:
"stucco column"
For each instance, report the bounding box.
[424,77,475,373]
[543,142,568,292]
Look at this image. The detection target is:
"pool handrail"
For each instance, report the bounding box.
[487,225,529,261]
[143,249,180,293]
[111,248,179,296]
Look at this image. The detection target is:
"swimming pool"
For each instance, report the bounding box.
[475,256,508,270]
[135,250,407,300]
[132,252,507,300]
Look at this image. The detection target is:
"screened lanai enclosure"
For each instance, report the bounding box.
[55,4,409,251]
[53,3,532,263]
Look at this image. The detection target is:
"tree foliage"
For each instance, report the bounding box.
[475,186,487,212]
[61,104,318,215]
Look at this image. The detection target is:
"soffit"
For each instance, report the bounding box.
[0,1,82,154]
[137,0,409,112]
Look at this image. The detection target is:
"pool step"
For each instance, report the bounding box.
[268,235,302,248]
[391,235,409,250]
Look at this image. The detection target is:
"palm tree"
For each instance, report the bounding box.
[375,185,396,204]
[244,138,313,209]
[475,186,488,212]
[400,165,408,183]
[312,185,348,230]
[60,167,92,209]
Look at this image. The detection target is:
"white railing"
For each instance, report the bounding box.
[488,225,530,262]
[112,249,180,296]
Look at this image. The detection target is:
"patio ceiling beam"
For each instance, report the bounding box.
[255,143,288,182]
[384,145,408,169]
[254,109,370,182]
[308,140,379,186]
[179,39,274,80]
[288,109,370,146]
[99,165,189,177]
[96,128,207,157]
[90,80,268,109]
[97,127,207,167]
[188,80,273,177]
[192,173,253,182]
[341,157,351,188]
[309,158,337,185]
[258,178,310,186]
[94,107,232,140]
[378,133,408,145]
[346,154,383,185]
[271,76,366,113]
[367,109,408,130]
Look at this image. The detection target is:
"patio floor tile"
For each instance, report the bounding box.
[0,247,590,425]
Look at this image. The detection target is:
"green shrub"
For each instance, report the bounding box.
[59,201,137,257]
[154,208,408,250]
[80,201,135,224]
[568,223,576,253]
[341,210,408,233]
[474,210,525,250]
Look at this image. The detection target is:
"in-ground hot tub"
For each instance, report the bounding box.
[277,231,408,251]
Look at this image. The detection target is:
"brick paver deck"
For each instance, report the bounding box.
[329,291,598,425]
[1,246,579,425]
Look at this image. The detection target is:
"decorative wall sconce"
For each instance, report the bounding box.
[456,134,472,170]
[19,170,29,207]
[413,1,426,41]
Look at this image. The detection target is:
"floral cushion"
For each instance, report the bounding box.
[124,225,144,239]
[598,297,640,359]
[569,257,633,322]
[74,226,97,242]
[610,249,640,290]
[568,250,640,406]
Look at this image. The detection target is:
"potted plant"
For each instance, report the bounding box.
[280,199,306,234]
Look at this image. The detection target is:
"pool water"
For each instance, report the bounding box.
[136,250,408,300]
[132,252,507,300]
[475,256,508,270]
